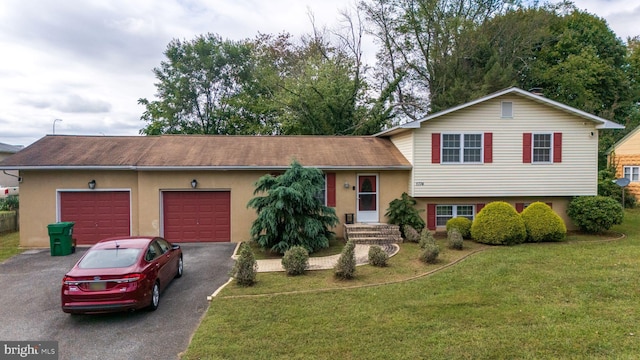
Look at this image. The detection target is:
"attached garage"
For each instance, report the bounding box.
[162,191,231,242]
[60,191,131,245]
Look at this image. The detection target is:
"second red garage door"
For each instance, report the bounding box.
[163,191,231,242]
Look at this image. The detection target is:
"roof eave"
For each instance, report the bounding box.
[3,165,413,171]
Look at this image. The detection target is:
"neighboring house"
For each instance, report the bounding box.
[606,125,640,198]
[0,87,623,248]
[0,142,23,187]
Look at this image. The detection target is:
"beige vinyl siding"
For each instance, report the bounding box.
[412,95,599,197]
[390,132,414,193]
[612,129,640,155]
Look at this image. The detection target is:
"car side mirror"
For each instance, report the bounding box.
[172,244,180,250]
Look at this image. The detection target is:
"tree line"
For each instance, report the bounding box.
[139,0,640,165]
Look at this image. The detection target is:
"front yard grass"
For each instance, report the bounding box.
[0,231,22,262]
[183,210,640,359]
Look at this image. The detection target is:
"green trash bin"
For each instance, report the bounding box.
[47,222,75,256]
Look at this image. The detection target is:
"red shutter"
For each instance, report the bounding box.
[326,173,336,207]
[515,203,524,213]
[432,133,441,164]
[476,203,485,213]
[484,133,493,163]
[523,133,532,163]
[553,132,562,163]
[546,202,553,209]
[427,204,436,230]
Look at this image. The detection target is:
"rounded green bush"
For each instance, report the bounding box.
[419,243,440,264]
[403,224,420,243]
[470,201,526,245]
[419,228,436,248]
[447,228,464,250]
[281,246,309,276]
[445,217,472,238]
[567,196,624,233]
[521,202,566,242]
[368,245,389,267]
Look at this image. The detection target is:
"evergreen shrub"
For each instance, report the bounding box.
[334,240,356,280]
[419,228,436,248]
[447,228,464,250]
[231,242,257,286]
[470,201,526,245]
[403,225,420,243]
[386,193,425,237]
[368,245,389,267]
[281,246,309,276]
[520,202,566,242]
[567,196,624,233]
[420,243,440,264]
[445,217,472,238]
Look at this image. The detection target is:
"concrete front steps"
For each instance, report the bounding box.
[344,223,403,245]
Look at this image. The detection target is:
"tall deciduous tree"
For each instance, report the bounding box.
[247,161,339,254]
[139,33,258,135]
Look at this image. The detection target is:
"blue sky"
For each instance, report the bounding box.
[0,0,637,147]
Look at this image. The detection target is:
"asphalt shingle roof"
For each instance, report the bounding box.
[0,135,411,170]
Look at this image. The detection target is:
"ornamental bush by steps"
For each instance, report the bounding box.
[471,201,526,245]
[334,240,356,280]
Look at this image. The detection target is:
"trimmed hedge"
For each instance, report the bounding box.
[230,242,257,286]
[471,201,526,245]
[567,196,624,233]
[281,246,309,276]
[334,240,356,280]
[403,225,420,243]
[521,202,566,242]
[446,217,472,239]
[447,228,464,250]
[368,245,389,267]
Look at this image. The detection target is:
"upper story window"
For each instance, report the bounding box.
[442,134,482,163]
[624,166,640,182]
[533,133,552,163]
[501,101,513,118]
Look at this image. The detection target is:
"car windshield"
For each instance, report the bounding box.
[79,248,142,269]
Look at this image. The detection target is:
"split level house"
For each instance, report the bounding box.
[606,125,640,198]
[0,87,623,248]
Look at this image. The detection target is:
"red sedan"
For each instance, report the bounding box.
[61,236,183,314]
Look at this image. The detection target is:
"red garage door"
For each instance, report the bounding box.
[60,191,131,245]
[163,191,231,242]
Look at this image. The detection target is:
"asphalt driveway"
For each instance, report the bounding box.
[0,242,236,360]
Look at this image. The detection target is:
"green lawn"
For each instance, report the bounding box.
[183,210,640,359]
[0,231,22,262]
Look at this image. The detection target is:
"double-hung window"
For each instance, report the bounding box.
[532,134,551,163]
[315,174,327,205]
[624,166,640,182]
[442,134,482,163]
[436,205,474,226]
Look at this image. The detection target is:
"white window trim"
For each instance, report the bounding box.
[435,204,476,226]
[624,166,640,182]
[441,133,484,164]
[501,101,513,118]
[532,132,553,164]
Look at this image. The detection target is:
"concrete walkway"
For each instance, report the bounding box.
[253,244,400,272]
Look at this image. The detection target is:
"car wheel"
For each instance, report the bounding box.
[175,256,183,278]
[148,281,160,311]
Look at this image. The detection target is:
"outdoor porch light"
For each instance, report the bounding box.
[88,179,96,190]
[191,179,198,188]
[344,181,350,188]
